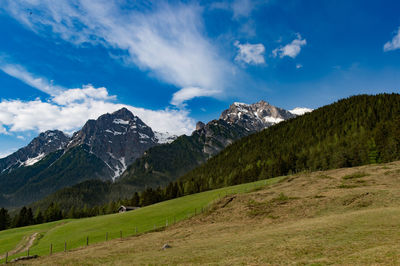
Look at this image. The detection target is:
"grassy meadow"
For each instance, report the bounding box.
[18,160,400,265]
[0,176,283,263]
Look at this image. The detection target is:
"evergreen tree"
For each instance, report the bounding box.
[130,192,140,206]
[34,208,44,224]
[0,208,11,230]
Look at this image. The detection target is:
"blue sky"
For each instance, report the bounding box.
[1,0,400,157]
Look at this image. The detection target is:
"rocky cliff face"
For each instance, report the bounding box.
[194,100,295,157]
[120,100,296,188]
[193,119,249,157]
[220,100,296,132]
[0,130,69,174]
[68,108,159,180]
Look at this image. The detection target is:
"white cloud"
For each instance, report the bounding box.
[272,34,307,59]
[0,65,196,136]
[2,1,234,106]
[234,41,265,64]
[296,63,303,69]
[52,85,115,105]
[384,27,400,52]
[0,63,62,95]
[171,87,219,107]
[0,94,196,136]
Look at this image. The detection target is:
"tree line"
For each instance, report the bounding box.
[2,94,400,231]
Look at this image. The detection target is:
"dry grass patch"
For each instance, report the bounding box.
[18,161,400,265]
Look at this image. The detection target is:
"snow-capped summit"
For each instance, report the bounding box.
[289,107,313,116]
[154,131,178,144]
[68,108,159,180]
[220,100,296,132]
[0,130,70,174]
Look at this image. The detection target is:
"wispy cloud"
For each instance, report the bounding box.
[0,126,8,135]
[1,1,234,106]
[171,87,219,107]
[210,0,264,19]
[272,34,307,59]
[0,64,195,135]
[234,41,265,64]
[384,27,400,52]
[0,63,63,95]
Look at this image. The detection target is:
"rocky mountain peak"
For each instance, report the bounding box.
[196,121,205,131]
[67,108,159,180]
[0,129,70,173]
[111,107,135,120]
[220,100,295,132]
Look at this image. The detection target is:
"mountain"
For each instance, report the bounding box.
[0,108,170,208]
[34,94,400,216]
[220,101,295,131]
[119,100,294,186]
[67,107,159,180]
[176,94,400,194]
[0,146,111,208]
[33,100,297,211]
[0,130,69,174]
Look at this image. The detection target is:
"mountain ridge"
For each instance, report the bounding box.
[0,100,300,208]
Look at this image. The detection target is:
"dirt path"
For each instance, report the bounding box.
[0,232,39,259]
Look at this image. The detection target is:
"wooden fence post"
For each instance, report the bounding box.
[135,227,137,235]
[166,218,168,227]
[50,244,52,255]
[5,252,8,264]
[64,241,67,252]
[106,232,108,241]
[86,236,89,246]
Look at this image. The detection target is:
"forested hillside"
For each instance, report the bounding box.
[25,94,400,217]
[0,145,111,208]
[119,120,249,187]
[178,94,400,193]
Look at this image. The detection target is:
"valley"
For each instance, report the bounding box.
[3,160,400,264]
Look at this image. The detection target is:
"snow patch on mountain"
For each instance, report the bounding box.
[113,119,130,125]
[139,132,150,139]
[264,116,284,124]
[154,131,178,144]
[289,107,313,116]
[24,153,45,166]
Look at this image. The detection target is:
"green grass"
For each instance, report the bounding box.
[0,176,284,263]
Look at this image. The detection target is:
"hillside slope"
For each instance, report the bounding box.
[0,146,111,208]
[178,93,400,194]
[35,101,295,210]
[16,161,400,265]
[0,175,279,263]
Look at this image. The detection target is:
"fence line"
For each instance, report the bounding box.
[1,180,269,264]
